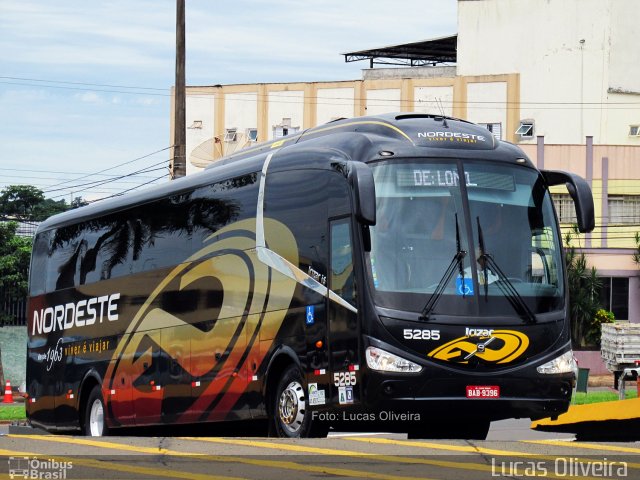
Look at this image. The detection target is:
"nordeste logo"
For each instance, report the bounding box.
[32,293,120,335]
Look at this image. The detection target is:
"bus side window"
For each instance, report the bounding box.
[330,219,356,306]
[30,230,50,296]
[264,170,329,278]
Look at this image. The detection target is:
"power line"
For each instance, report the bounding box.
[5,76,640,110]
[43,146,173,191]
[0,80,169,98]
[0,76,168,92]
[1,173,162,183]
[44,162,169,194]
[2,166,165,177]
[86,172,170,204]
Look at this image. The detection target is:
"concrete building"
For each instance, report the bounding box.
[173,0,640,325]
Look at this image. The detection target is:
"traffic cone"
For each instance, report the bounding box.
[3,380,13,403]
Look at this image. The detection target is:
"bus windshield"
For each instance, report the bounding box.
[368,159,564,318]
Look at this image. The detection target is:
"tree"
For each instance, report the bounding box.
[0,185,68,221]
[0,185,45,220]
[634,231,640,267]
[71,196,89,209]
[0,222,32,324]
[565,226,603,348]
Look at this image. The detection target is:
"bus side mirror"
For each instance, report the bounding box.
[348,162,376,226]
[542,170,595,233]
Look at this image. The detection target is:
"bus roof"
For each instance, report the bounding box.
[37,113,531,233]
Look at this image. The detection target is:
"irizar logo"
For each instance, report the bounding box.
[428,329,529,365]
[465,327,493,337]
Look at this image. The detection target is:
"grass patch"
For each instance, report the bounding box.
[572,389,638,405]
[0,405,26,421]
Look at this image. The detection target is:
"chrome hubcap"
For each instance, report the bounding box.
[278,380,305,435]
[88,398,104,436]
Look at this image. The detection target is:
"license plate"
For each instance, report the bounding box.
[466,385,500,398]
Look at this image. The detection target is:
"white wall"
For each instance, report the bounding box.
[267,90,304,140]
[185,92,215,175]
[608,0,640,95]
[316,87,355,125]
[457,0,621,145]
[225,92,258,154]
[365,89,401,116]
[466,82,506,130]
[604,0,640,145]
[414,86,453,116]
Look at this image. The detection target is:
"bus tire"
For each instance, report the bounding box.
[84,385,109,437]
[272,365,317,438]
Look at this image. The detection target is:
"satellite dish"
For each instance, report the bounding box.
[189,138,216,168]
[189,133,251,168]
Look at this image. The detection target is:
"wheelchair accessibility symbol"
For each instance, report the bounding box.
[456,277,474,296]
[306,306,315,325]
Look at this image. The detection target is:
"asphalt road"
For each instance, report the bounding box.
[1,420,639,479]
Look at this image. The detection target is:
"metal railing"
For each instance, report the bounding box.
[0,287,27,326]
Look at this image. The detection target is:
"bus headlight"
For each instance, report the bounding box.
[366,346,422,373]
[536,351,576,375]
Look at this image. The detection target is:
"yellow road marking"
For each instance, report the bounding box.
[10,435,426,480]
[525,439,640,454]
[345,436,640,476]
[0,447,232,480]
[184,436,576,478]
[347,436,536,457]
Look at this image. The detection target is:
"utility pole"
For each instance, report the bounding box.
[172,0,186,178]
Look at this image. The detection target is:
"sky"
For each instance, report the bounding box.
[0,0,457,203]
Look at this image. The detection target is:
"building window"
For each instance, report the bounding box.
[515,120,534,138]
[478,122,502,140]
[551,194,577,223]
[188,120,203,129]
[629,125,640,137]
[599,277,629,320]
[608,195,640,224]
[224,128,237,142]
[247,128,258,142]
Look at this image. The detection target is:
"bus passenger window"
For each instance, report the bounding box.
[330,220,355,306]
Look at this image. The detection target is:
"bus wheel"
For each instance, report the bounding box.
[273,365,313,437]
[84,386,109,437]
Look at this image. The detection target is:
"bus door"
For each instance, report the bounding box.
[327,218,360,407]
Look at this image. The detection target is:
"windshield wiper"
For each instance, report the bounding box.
[476,217,536,324]
[420,214,466,321]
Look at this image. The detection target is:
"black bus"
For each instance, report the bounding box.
[26,113,594,439]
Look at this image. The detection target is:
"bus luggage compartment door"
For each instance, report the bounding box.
[130,330,163,425]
